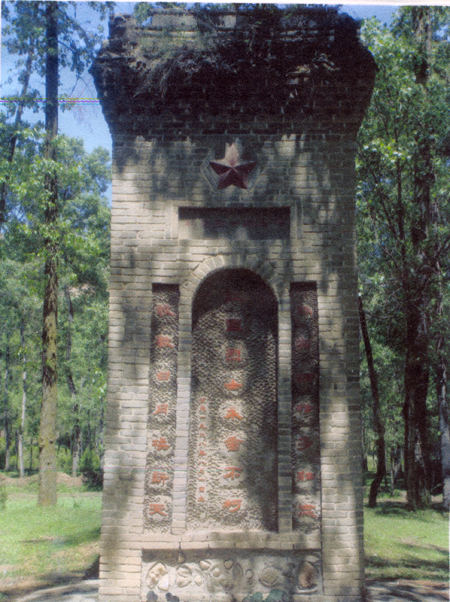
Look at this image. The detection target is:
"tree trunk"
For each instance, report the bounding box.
[63,286,81,477]
[3,345,11,472]
[38,1,59,507]
[403,306,430,510]
[358,295,386,507]
[18,322,27,478]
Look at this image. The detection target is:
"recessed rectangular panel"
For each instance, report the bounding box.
[144,284,180,533]
[290,283,321,534]
[178,207,290,240]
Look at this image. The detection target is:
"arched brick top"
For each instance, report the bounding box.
[181,255,285,309]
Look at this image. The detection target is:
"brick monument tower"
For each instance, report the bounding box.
[91,7,375,602]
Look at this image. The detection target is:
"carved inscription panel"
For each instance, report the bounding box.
[290,284,321,533]
[187,270,278,531]
[144,285,180,532]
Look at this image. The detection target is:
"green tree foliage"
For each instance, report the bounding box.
[357,8,450,509]
[1,0,113,504]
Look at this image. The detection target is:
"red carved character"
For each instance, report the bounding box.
[297,304,314,318]
[224,436,244,452]
[225,348,242,362]
[156,371,171,382]
[223,499,242,512]
[149,502,167,516]
[298,504,317,519]
[153,403,168,416]
[294,403,314,415]
[155,335,175,349]
[151,471,169,485]
[223,467,243,480]
[152,437,170,451]
[224,407,244,421]
[296,470,315,482]
[296,436,313,451]
[155,304,176,318]
[224,379,242,391]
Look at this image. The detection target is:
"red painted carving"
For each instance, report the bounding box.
[209,143,256,190]
[199,486,205,493]
[294,402,314,415]
[198,496,206,502]
[226,318,243,333]
[225,347,242,362]
[149,502,167,516]
[199,423,206,429]
[224,435,244,451]
[224,407,244,420]
[298,504,317,519]
[152,437,170,451]
[296,436,313,451]
[297,304,314,318]
[199,450,206,456]
[155,335,175,349]
[296,470,315,482]
[156,371,171,382]
[151,471,169,485]
[223,467,243,480]
[155,303,176,318]
[224,379,242,391]
[223,499,242,512]
[153,403,168,416]
[199,405,207,414]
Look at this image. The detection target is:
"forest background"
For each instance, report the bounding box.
[0,2,449,514]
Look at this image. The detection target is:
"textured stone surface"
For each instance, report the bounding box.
[142,551,322,601]
[187,270,278,531]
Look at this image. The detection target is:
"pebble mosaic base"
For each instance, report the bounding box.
[142,550,322,600]
[144,285,180,531]
[290,284,321,533]
[187,271,278,531]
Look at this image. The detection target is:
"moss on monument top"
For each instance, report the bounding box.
[91,5,376,123]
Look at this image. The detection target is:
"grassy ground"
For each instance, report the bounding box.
[0,472,448,600]
[0,473,101,600]
[365,498,449,581]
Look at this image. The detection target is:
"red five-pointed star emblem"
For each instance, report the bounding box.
[210,143,256,190]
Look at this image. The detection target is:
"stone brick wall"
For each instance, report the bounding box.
[93,10,375,602]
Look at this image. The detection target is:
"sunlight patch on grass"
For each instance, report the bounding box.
[364,502,449,581]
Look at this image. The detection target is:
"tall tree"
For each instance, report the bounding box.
[38,0,59,506]
[358,8,450,509]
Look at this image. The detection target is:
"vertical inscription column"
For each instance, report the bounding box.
[144,285,180,531]
[290,284,321,533]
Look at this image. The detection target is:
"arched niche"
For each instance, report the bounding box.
[187,269,278,532]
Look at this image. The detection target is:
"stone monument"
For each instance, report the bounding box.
[91,7,376,602]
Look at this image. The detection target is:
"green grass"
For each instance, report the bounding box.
[0,475,101,598]
[365,501,449,581]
